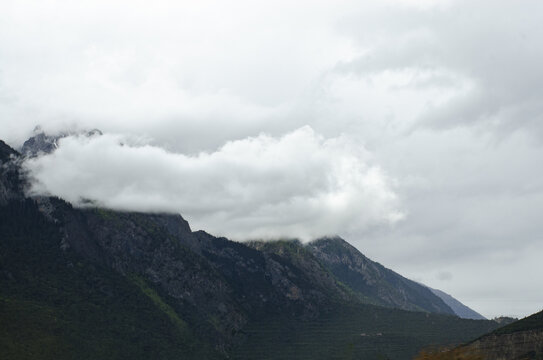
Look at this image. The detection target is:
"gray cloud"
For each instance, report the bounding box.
[333,0,543,138]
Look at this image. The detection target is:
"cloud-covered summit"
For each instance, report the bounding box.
[23,127,402,240]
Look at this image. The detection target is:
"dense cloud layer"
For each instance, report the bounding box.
[2,0,543,318]
[24,128,402,240]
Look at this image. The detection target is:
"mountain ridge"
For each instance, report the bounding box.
[0,136,500,359]
[427,287,486,320]
[11,131,466,316]
[306,236,455,314]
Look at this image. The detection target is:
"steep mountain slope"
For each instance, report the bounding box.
[307,237,454,314]
[427,287,486,320]
[0,138,500,359]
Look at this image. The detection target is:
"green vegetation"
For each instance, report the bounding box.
[129,274,189,335]
[94,207,120,223]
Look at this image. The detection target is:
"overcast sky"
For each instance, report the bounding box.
[1,0,542,319]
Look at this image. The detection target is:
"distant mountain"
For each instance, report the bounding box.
[427,287,486,320]
[0,137,499,359]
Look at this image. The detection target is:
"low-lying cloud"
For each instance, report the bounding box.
[23,127,403,240]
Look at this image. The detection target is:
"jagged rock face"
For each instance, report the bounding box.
[49,204,353,350]
[307,237,455,314]
[52,203,245,351]
[247,240,353,308]
[21,132,61,157]
[21,128,103,157]
[56,206,351,314]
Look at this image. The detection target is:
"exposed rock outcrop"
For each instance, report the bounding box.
[307,236,455,314]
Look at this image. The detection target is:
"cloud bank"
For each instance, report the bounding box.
[24,127,402,240]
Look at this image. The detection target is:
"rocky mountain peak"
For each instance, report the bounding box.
[21,127,103,157]
[21,131,62,157]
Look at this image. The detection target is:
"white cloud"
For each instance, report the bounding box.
[23,127,402,240]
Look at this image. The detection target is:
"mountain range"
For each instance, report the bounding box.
[0,134,525,359]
